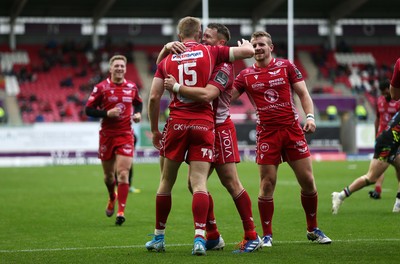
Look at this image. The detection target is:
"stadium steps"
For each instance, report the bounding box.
[132,50,154,118]
[4,76,22,125]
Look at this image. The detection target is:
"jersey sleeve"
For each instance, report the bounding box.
[133,85,143,105]
[391,58,400,88]
[85,84,103,109]
[287,61,305,84]
[154,58,167,79]
[207,63,233,93]
[233,70,246,94]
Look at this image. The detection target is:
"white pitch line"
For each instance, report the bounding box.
[1,238,400,253]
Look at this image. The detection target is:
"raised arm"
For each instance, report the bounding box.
[155,41,186,64]
[229,39,255,61]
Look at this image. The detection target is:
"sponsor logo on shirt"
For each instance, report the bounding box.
[269,78,285,87]
[123,89,132,95]
[274,61,284,67]
[251,82,265,90]
[171,50,203,61]
[108,95,118,102]
[122,97,132,102]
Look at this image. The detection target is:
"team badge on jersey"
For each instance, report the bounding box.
[294,68,303,79]
[214,70,229,87]
[264,89,279,103]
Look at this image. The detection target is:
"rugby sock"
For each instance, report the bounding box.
[234,189,256,240]
[375,185,382,194]
[301,191,318,232]
[193,191,209,238]
[258,196,274,237]
[155,193,171,230]
[343,187,351,197]
[117,183,129,214]
[205,193,220,240]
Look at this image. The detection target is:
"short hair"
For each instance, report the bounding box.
[177,16,201,38]
[109,55,127,66]
[207,23,231,42]
[379,79,390,91]
[251,31,273,44]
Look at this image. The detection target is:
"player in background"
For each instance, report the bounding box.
[146,16,255,255]
[232,31,332,246]
[368,80,400,199]
[332,57,400,214]
[162,23,262,253]
[85,55,142,225]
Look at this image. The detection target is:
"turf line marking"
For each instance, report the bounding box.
[1,238,400,253]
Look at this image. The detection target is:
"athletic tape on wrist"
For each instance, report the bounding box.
[172,83,180,93]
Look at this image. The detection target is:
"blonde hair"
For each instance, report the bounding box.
[109,55,127,65]
[177,16,201,39]
[251,31,273,45]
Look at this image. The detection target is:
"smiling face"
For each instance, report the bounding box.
[251,36,274,63]
[109,59,126,83]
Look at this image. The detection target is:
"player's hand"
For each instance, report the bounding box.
[152,131,163,150]
[303,119,316,134]
[165,41,186,54]
[164,74,177,92]
[107,107,121,118]
[132,112,141,123]
[237,38,252,47]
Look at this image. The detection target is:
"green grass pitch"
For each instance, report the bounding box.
[0,160,399,263]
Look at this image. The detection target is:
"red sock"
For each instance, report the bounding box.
[234,189,256,239]
[156,193,171,230]
[301,191,318,232]
[258,196,274,237]
[375,185,382,194]
[206,193,219,239]
[192,191,209,234]
[117,183,129,214]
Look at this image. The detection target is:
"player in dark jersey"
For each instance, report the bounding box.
[146,17,254,255]
[232,31,331,246]
[332,57,400,214]
[369,80,400,199]
[85,55,142,226]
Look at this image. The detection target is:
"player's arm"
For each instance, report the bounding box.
[374,106,379,136]
[390,59,400,100]
[229,39,255,61]
[155,41,186,64]
[390,84,400,101]
[293,80,316,134]
[148,77,165,149]
[164,74,220,103]
[231,87,242,101]
[132,101,143,123]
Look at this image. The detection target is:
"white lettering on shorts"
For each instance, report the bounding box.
[173,124,209,131]
[221,129,233,158]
